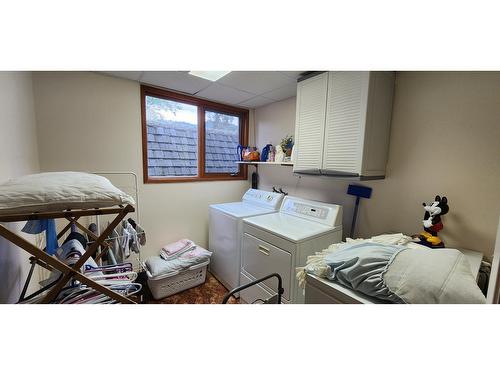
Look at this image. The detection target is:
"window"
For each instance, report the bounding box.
[141,85,249,183]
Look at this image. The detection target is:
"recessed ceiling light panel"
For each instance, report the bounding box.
[189,71,231,81]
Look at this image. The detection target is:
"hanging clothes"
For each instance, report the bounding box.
[87,222,102,260]
[87,223,98,242]
[22,219,58,255]
[128,218,146,246]
[39,239,102,289]
[63,231,88,249]
[128,223,140,254]
[118,222,131,259]
[136,223,147,246]
[107,227,122,264]
[118,220,141,257]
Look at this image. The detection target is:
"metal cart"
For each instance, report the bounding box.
[222,273,284,304]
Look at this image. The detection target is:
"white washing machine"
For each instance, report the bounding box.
[240,196,343,304]
[208,189,284,292]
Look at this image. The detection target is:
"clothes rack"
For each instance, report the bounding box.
[90,172,142,269]
[0,205,137,304]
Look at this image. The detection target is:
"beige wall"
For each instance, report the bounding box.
[0,72,40,303]
[255,72,500,258]
[32,72,252,260]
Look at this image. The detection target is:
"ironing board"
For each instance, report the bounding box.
[0,205,136,304]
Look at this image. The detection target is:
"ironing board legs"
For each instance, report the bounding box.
[0,223,135,304]
[18,257,37,302]
[18,217,80,302]
[40,205,134,303]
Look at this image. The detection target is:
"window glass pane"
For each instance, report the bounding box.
[145,95,198,177]
[205,111,240,174]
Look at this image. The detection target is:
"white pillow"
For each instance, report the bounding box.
[0,172,135,214]
[384,247,486,304]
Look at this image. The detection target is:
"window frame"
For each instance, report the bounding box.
[141,85,249,183]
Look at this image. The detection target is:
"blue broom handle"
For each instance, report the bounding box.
[350,196,360,239]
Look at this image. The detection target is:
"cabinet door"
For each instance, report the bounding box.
[322,71,369,175]
[293,72,328,174]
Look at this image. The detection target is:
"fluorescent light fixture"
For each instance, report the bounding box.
[189,71,231,81]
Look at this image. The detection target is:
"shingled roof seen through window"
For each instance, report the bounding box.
[147,120,239,177]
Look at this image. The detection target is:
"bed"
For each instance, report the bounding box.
[0,171,137,304]
[297,233,487,304]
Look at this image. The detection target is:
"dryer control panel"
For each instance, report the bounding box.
[280,196,343,228]
[242,189,284,210]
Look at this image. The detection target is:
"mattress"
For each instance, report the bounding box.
[0,172,135,214]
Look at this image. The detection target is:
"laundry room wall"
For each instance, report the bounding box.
[32,72,253,260]
[0,72,41,303]
[254,72,500,258]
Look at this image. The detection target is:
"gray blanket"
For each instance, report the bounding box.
[324,242,404,303]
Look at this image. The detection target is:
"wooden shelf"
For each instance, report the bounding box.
[236,161,293,166]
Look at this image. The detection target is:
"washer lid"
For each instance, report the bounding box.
[210,202,276,218]
[243,212,341,242]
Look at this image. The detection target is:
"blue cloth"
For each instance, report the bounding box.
[260,144,272,161]
[323,242,405,303]
[22,219,59,255]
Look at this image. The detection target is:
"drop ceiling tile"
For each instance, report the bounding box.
[262,83,297,101]
[140,71,212,95]
[281,71,306,79]
[195,83,254,105]
[238,96,276,108]
[217,71,295,95]
[101,71,143,81]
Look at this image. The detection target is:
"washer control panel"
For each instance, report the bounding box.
[242,189,284,209]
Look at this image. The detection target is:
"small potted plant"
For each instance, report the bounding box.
[280,135,294,161]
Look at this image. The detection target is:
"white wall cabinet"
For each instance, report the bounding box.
[293,71,395,179]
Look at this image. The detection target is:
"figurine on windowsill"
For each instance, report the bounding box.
[412,195,449,248]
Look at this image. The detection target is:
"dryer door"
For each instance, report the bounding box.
[241,233,292,301]
[209,207,241,291]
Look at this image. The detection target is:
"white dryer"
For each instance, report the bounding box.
[209,189,284,292]
[240,196,343,304]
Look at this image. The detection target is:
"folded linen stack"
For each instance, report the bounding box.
[160,238,197,261]
[146,239,212,278]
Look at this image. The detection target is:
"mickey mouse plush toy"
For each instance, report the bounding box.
[414,195,449,248]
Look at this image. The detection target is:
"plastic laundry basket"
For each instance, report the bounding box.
[146,259,210,300]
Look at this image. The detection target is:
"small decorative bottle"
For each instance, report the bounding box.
[268,146,275,162]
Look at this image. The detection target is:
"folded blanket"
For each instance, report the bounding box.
[146,246,212,278]
[160,245,196,261]
[160,239,194,260]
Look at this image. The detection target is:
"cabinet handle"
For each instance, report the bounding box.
[258,245,270,256]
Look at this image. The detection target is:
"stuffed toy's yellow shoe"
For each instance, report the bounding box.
[419,231,432,239]
[427,236,442,245]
